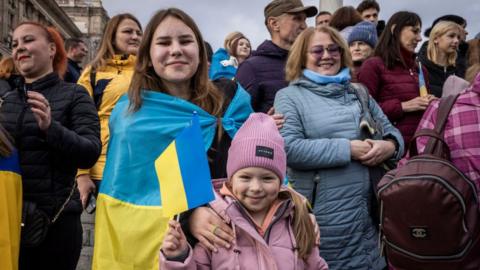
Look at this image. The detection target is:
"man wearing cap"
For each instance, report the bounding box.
[347,21,377,81]
[236,0,317,113]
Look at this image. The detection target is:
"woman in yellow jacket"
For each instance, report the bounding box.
[76,13,142,207]
[0,124,22,270]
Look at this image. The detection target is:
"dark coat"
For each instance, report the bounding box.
[358,56,429,151]
[418,41,458,98]
[0,72,101,215]
[456,40,469,78]
[64,58,82,83]
[236,40,289,113]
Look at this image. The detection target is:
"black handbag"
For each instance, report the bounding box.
[21,201,51,247]
[20,183,77,247]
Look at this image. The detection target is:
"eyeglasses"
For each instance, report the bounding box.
[309,44,341,58]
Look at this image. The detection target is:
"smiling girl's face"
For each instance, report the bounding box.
[230,167,281,224]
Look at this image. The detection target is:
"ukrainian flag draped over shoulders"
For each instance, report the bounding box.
[93,86,252,270]
[0,151,22,270]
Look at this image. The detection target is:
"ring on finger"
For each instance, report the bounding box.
[211,225,219,236]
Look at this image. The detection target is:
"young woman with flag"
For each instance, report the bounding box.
[0,22,101,269]
[358,11,436,151]
[92,8,254,269]
[160,113,329,270]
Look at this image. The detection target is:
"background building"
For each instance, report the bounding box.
[0,0,83,57]
[56,0,109,62]
[319,0,343,13]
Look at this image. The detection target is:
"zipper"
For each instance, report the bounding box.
[411,158,479,203]
[15,86,29,148]
[264,201,289,244]
[384,236,473,260]
[378,175,468,222]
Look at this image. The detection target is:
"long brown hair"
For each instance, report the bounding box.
[288,189,316,262]
[285,26,352,82]
[374,11,422,69]
[15,22,67,78]
[90,13,142,70]
[128,8,223,116]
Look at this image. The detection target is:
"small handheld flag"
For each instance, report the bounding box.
[418,62,428,97]
[155,113,214,217]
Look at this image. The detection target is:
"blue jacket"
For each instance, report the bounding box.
[274,77,404,270]
[237,40,289,113]
[209,48,237,80]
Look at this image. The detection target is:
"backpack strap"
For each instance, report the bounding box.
[351,83,369,115]
[89,68,113,110]
[90,68,96,96]
[433,94,459,134]
[351,83,381,139]
[425,94,459,157]
[409,94,459,158]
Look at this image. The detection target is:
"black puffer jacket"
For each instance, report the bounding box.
[418,42,458,97]
[0,72,101,216]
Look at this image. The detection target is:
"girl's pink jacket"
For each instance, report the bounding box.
[160,187,329,270]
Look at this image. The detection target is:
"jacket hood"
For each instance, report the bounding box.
[253,40,289,59]
[209,48,237,80]
[104,54,136,69]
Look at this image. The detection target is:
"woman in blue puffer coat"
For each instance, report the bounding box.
[274,26,404,270]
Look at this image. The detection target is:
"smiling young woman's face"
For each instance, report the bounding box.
[149,16,200,89]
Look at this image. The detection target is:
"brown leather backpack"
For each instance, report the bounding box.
[377,94,480,270]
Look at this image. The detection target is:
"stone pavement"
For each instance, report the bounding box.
[76,211,95,270]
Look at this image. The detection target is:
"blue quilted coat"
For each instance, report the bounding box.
[274,77,404,270]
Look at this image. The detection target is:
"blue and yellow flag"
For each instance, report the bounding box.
[155,114,214,217]
[418,61,428,97]
[93,86,252,270]
[0,151,22,270]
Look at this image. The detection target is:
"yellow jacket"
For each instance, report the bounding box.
[0,153,22,270]
[77,54,136,180]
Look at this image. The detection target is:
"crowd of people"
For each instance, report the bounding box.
[1,0,479,270]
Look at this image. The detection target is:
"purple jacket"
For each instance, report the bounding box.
[236,40,289,113]
[161,187,329,270]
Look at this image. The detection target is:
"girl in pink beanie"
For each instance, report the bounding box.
[160,113,328,270]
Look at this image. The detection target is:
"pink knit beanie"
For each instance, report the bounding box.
[227,113,286,180]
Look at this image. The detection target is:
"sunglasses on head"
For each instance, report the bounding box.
[309,44,341,57]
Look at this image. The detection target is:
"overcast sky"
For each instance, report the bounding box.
[102,0,480,51]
